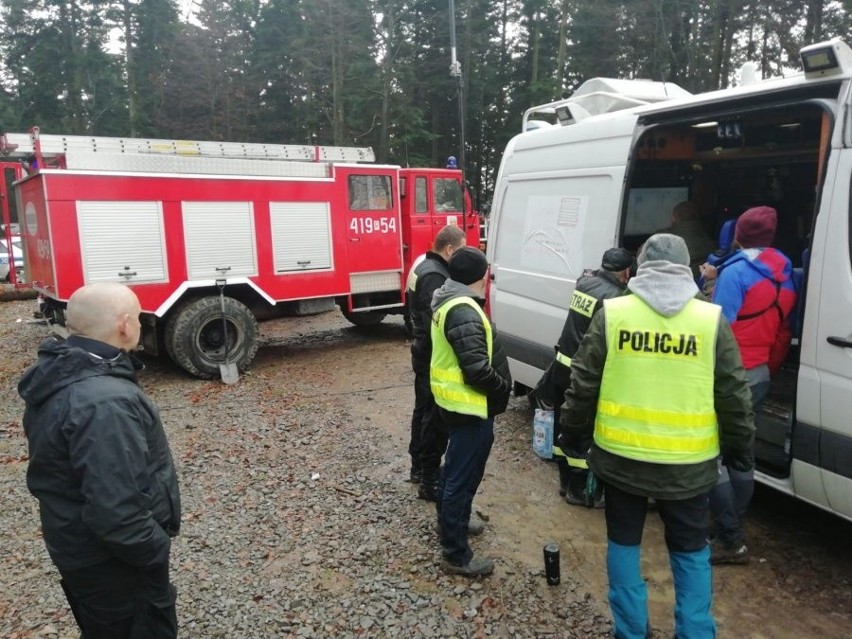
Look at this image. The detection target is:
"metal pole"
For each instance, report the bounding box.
[448,0,465,176]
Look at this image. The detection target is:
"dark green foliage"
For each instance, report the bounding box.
[0,0,850,204]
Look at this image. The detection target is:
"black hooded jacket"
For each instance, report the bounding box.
[535,269,626,405]
[408,251,450,371]
[18,335,181,572]
[430,280,512,425]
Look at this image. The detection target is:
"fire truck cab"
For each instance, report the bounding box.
[0,130,480,378]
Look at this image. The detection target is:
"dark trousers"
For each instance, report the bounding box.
[408,367,431,469]
[604,483,714,639]
[604,482,710,552]
[59,559,177,639]
[436,417,494,565]
[710,378,769,545]
[409,367,449,481]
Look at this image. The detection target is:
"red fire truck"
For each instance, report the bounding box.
[0,128,480,378]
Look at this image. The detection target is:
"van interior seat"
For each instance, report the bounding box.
[717,218,737,252]
[790,247,810,338]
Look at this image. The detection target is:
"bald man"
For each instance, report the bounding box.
[19,283,181,639]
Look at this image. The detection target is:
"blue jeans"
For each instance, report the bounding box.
[436,417,494,565]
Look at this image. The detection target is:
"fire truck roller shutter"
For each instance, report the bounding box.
[164,295,259,379]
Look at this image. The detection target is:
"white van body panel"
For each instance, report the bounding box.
[488,114,637,388]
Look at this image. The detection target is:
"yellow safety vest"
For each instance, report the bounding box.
[594,295,721,464]
[430,296,492,418]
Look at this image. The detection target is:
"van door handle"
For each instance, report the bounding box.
[827,336,852,348]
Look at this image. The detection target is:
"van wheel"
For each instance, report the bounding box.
[164,296,258,379]
[341,309,386,327]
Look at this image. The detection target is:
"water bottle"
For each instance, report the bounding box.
[543,543,560,585]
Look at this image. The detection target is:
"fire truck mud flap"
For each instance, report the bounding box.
[164,296,258,379]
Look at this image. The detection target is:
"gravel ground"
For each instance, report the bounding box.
[0,297,610,639]
[2,292,851,639]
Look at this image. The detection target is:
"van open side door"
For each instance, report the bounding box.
[803,88,852,520]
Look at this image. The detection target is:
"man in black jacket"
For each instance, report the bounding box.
[430,247,512,576]
[19,282,181,639]
[405,224,466,499]
[535,248,633,505]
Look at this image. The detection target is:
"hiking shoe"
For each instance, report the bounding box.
[710,541,749,565]
[440,556,495,577]
[468,512,484,536]
[407,468,422,484]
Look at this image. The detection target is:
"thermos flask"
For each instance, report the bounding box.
[543,543,560,585]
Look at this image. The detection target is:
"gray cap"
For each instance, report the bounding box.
[601,247,635,272]
[637,233,690,266]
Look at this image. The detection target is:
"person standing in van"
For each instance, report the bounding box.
[534,247,634,506]
[665,201,716,279]
[431,247,512,576]
[405,224,466,496]
[705,205,797,565]
[561,234,754,639]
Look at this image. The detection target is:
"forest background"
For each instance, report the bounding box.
[1,0,851,204]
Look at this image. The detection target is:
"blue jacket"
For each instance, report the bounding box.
[712,247,797,371]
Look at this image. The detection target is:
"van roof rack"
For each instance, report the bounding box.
[523,78,692,130]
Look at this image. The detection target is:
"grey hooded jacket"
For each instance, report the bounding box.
[561,261,755,499]
[19,335,181,571]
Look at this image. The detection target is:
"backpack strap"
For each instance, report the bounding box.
[736,280,784,323]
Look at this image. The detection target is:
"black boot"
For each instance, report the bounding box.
[418,469,440,502]
[557,459,570,497]
[565,468,589,506]
[407,459,422,484]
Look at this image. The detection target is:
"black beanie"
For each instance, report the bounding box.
[448,247,489,285]
[601,247,634,272]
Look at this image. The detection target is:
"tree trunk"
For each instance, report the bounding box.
[378,5,395,163]
[59,0,85,132]
[556,0,570,84]
[804,0,824,42]
[122,0,137,137]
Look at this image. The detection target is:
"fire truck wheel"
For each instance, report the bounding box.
[164,296,258,379]
[341,309,386,327]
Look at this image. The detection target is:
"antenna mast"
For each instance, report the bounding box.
[448,0,466,176]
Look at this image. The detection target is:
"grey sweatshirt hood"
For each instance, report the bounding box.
[431,278,483,311]
[627,260,699,317]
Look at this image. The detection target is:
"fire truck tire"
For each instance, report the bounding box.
[341,309,386,327]
[164,296,258,379]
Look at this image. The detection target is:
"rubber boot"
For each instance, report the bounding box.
[557,459,570,497]
[669,547,716,639]
[565,468,589,506]
[606,541,648,639]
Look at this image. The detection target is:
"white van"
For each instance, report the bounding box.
[486,38,852,522]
